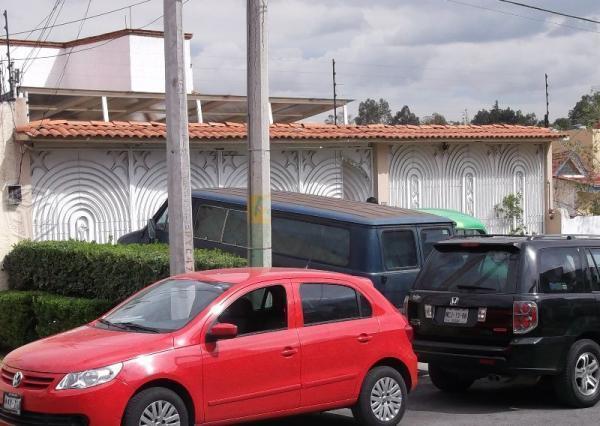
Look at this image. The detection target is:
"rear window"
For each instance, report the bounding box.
[415,247,519,293]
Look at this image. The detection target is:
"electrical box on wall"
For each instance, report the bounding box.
[7,185,22,205]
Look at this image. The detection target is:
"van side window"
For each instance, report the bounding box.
[420,228,451,259]
[587,250,600,291]
[156,207,168,231]
[222,209,248,247]
[381,230,418,270]
[300,284,360,325]
[194,205,227,241]
[539,248,585,293]
[272,218,350,267]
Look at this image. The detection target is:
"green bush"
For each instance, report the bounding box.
[0,291,38,349]
[3,240,246,302]
[33,294,114,339]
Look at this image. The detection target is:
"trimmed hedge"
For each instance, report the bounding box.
[0,292,114,349]
[33,294,114,339]
[3,240,246,302]
[0,291,38,349]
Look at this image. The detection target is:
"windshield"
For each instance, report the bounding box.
[415,247,519,293]
[101,279,230,332]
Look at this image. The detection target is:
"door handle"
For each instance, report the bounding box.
[357,333,373,343]
[281,347,298,357]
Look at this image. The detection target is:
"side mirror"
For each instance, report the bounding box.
[208,323,238,340]
[147,218,157,242]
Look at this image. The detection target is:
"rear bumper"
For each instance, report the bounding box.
[414,336,569,376]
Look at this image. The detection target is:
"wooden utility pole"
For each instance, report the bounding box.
[247,0,272,267]
[163,0,194,274]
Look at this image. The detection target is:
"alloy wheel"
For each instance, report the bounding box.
[139,400,181,426]
[370,376,403,422]
[574,352,600,397]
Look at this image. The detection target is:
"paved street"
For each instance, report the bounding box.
[255,367,600,425]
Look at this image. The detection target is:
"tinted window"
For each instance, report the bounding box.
[587,250,600,291]
[272,218,350,267]
[415,248,518,293]
[194,205,227,241]
[222,209,248,247]
[421,228,451,259]
[301,284,360,325]
[539,248,585,293]
[359,294,372,318]
[218,285,287,335]
[104,279,229,332]
[156,207,168,231]
[381,230,418,270]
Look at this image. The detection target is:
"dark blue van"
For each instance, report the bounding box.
[118,188,454,306]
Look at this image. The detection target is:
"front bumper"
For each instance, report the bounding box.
[0,369,131,426]
[414,335,569,376]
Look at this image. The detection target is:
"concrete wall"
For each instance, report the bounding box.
[558,208,600,234]
[0,100,33,290]
[3,35,194,93]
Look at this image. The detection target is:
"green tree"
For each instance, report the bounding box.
[471,101,537,125]
[390,105,420,125]
[422,112,448,125]
[495,193,526,235]
[553,117,571,130]
[354,98,392,125]
[568,91,600,127]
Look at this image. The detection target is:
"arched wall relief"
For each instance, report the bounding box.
[31,147,373,242]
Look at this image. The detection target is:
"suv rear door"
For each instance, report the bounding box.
[408,243,520,347]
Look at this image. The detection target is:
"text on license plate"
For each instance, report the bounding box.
[3,392,22,415]
[444,308,469,324]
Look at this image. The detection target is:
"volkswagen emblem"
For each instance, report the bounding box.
[12,371,23,388]
[450,297,459,306]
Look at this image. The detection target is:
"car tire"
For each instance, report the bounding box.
[553,339,600,408]
[123,387,189,426]
[352,366,408,425]
[428,364,474,392]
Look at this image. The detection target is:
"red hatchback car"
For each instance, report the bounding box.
[0,268,416,426]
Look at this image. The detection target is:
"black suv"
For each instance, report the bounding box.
[406,235,600,408]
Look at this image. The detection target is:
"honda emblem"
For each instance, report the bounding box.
[450,297,459,306]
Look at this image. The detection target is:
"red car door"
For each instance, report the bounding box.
[201,282,301,423]
[294,280,381,407]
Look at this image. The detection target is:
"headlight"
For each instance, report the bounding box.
[56,363,123,390]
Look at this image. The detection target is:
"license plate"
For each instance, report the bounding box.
[444,308,469,324]
[3,392,22,415]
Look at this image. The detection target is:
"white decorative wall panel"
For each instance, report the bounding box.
[31,147,373,243]
[390,143,545,234]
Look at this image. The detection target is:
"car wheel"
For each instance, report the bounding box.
[554,339,600,408]
[123,387,189,426]
[428,364,474,392]
[352,366,408,425]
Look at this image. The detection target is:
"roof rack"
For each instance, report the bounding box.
[452,234,600,241]
[451,234,528,239]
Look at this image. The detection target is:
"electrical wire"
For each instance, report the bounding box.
[7,0,153,37]
[446,0,600,35]
[497,0,600,25]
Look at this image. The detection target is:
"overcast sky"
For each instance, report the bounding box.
[7,0,600,122]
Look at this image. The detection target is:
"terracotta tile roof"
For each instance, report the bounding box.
[16,120,568,142]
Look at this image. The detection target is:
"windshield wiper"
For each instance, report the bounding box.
[455,284,496,291]
[112,321,161,333]
[97,318,128,331]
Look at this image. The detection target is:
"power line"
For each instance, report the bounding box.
[445,0,600,35]
[497,0,600,25]
[7,0,153,37]
[0,0,190,65]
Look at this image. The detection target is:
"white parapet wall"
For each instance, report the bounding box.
[0,100,33,290]
[559,208,600,235]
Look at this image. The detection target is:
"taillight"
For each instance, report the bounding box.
[513,301,538,334]
[401,295,409,315]
[405,324,414,342]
